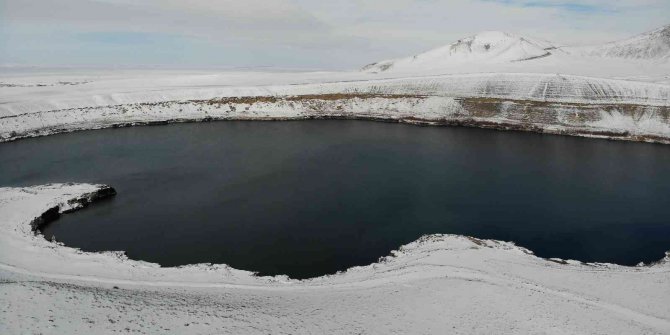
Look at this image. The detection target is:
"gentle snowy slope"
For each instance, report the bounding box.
[564,24,670,62]
[1,72,669,117]
[1,184,669,334]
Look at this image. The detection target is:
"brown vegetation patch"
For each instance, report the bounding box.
[548,258,569,265]
[192,93,426,106]
[459,97,670,115]
[458,97,670,127]
[465,236,488,247]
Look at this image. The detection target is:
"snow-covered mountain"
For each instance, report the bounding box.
[363,25,670,73]
[362,31,557,72]
[563,24,670,61]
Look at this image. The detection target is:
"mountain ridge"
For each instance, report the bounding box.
[363,24,670,73]
[562,24,670,61]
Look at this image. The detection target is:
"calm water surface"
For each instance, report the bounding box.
[1,121,669,279]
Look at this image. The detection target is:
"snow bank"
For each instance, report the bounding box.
[2,72,668,117]
[1,183,669,334]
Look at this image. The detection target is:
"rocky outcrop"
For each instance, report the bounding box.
[29,184,116,232]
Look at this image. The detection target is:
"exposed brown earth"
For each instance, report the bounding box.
[192,93,427,105]
[2,93,669,144]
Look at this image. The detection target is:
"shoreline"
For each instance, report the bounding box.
[2,94,669,145]
[25,184,670,280]
[2,185,669,333]
[1,183,668,284]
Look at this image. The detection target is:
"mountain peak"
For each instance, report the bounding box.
[362,24,670,73]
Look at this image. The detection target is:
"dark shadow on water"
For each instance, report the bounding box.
[2,120,670,279]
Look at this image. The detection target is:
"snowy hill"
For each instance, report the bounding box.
[363,25,670,73]
[563,24,670,62]
[362,31,556,72]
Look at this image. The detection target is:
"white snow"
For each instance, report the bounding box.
[564,24,670,62]
[1,184,669,334]
[362,25,670,79]
[362,31,555,73]
[1,71,669,144]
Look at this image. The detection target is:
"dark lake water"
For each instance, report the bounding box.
[2,121,669,279]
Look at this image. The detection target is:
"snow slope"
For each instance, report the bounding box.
[1,72,669,144]
[362,25,670,75]
[362,31,556,72]
[1,184,669,334]
[564,24,670,62]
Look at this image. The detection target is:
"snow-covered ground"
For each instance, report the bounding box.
[1,184,669,334]
[1,71,669,143]
[2,25,670,333]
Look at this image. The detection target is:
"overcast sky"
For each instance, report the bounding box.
[1,0,668,69]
